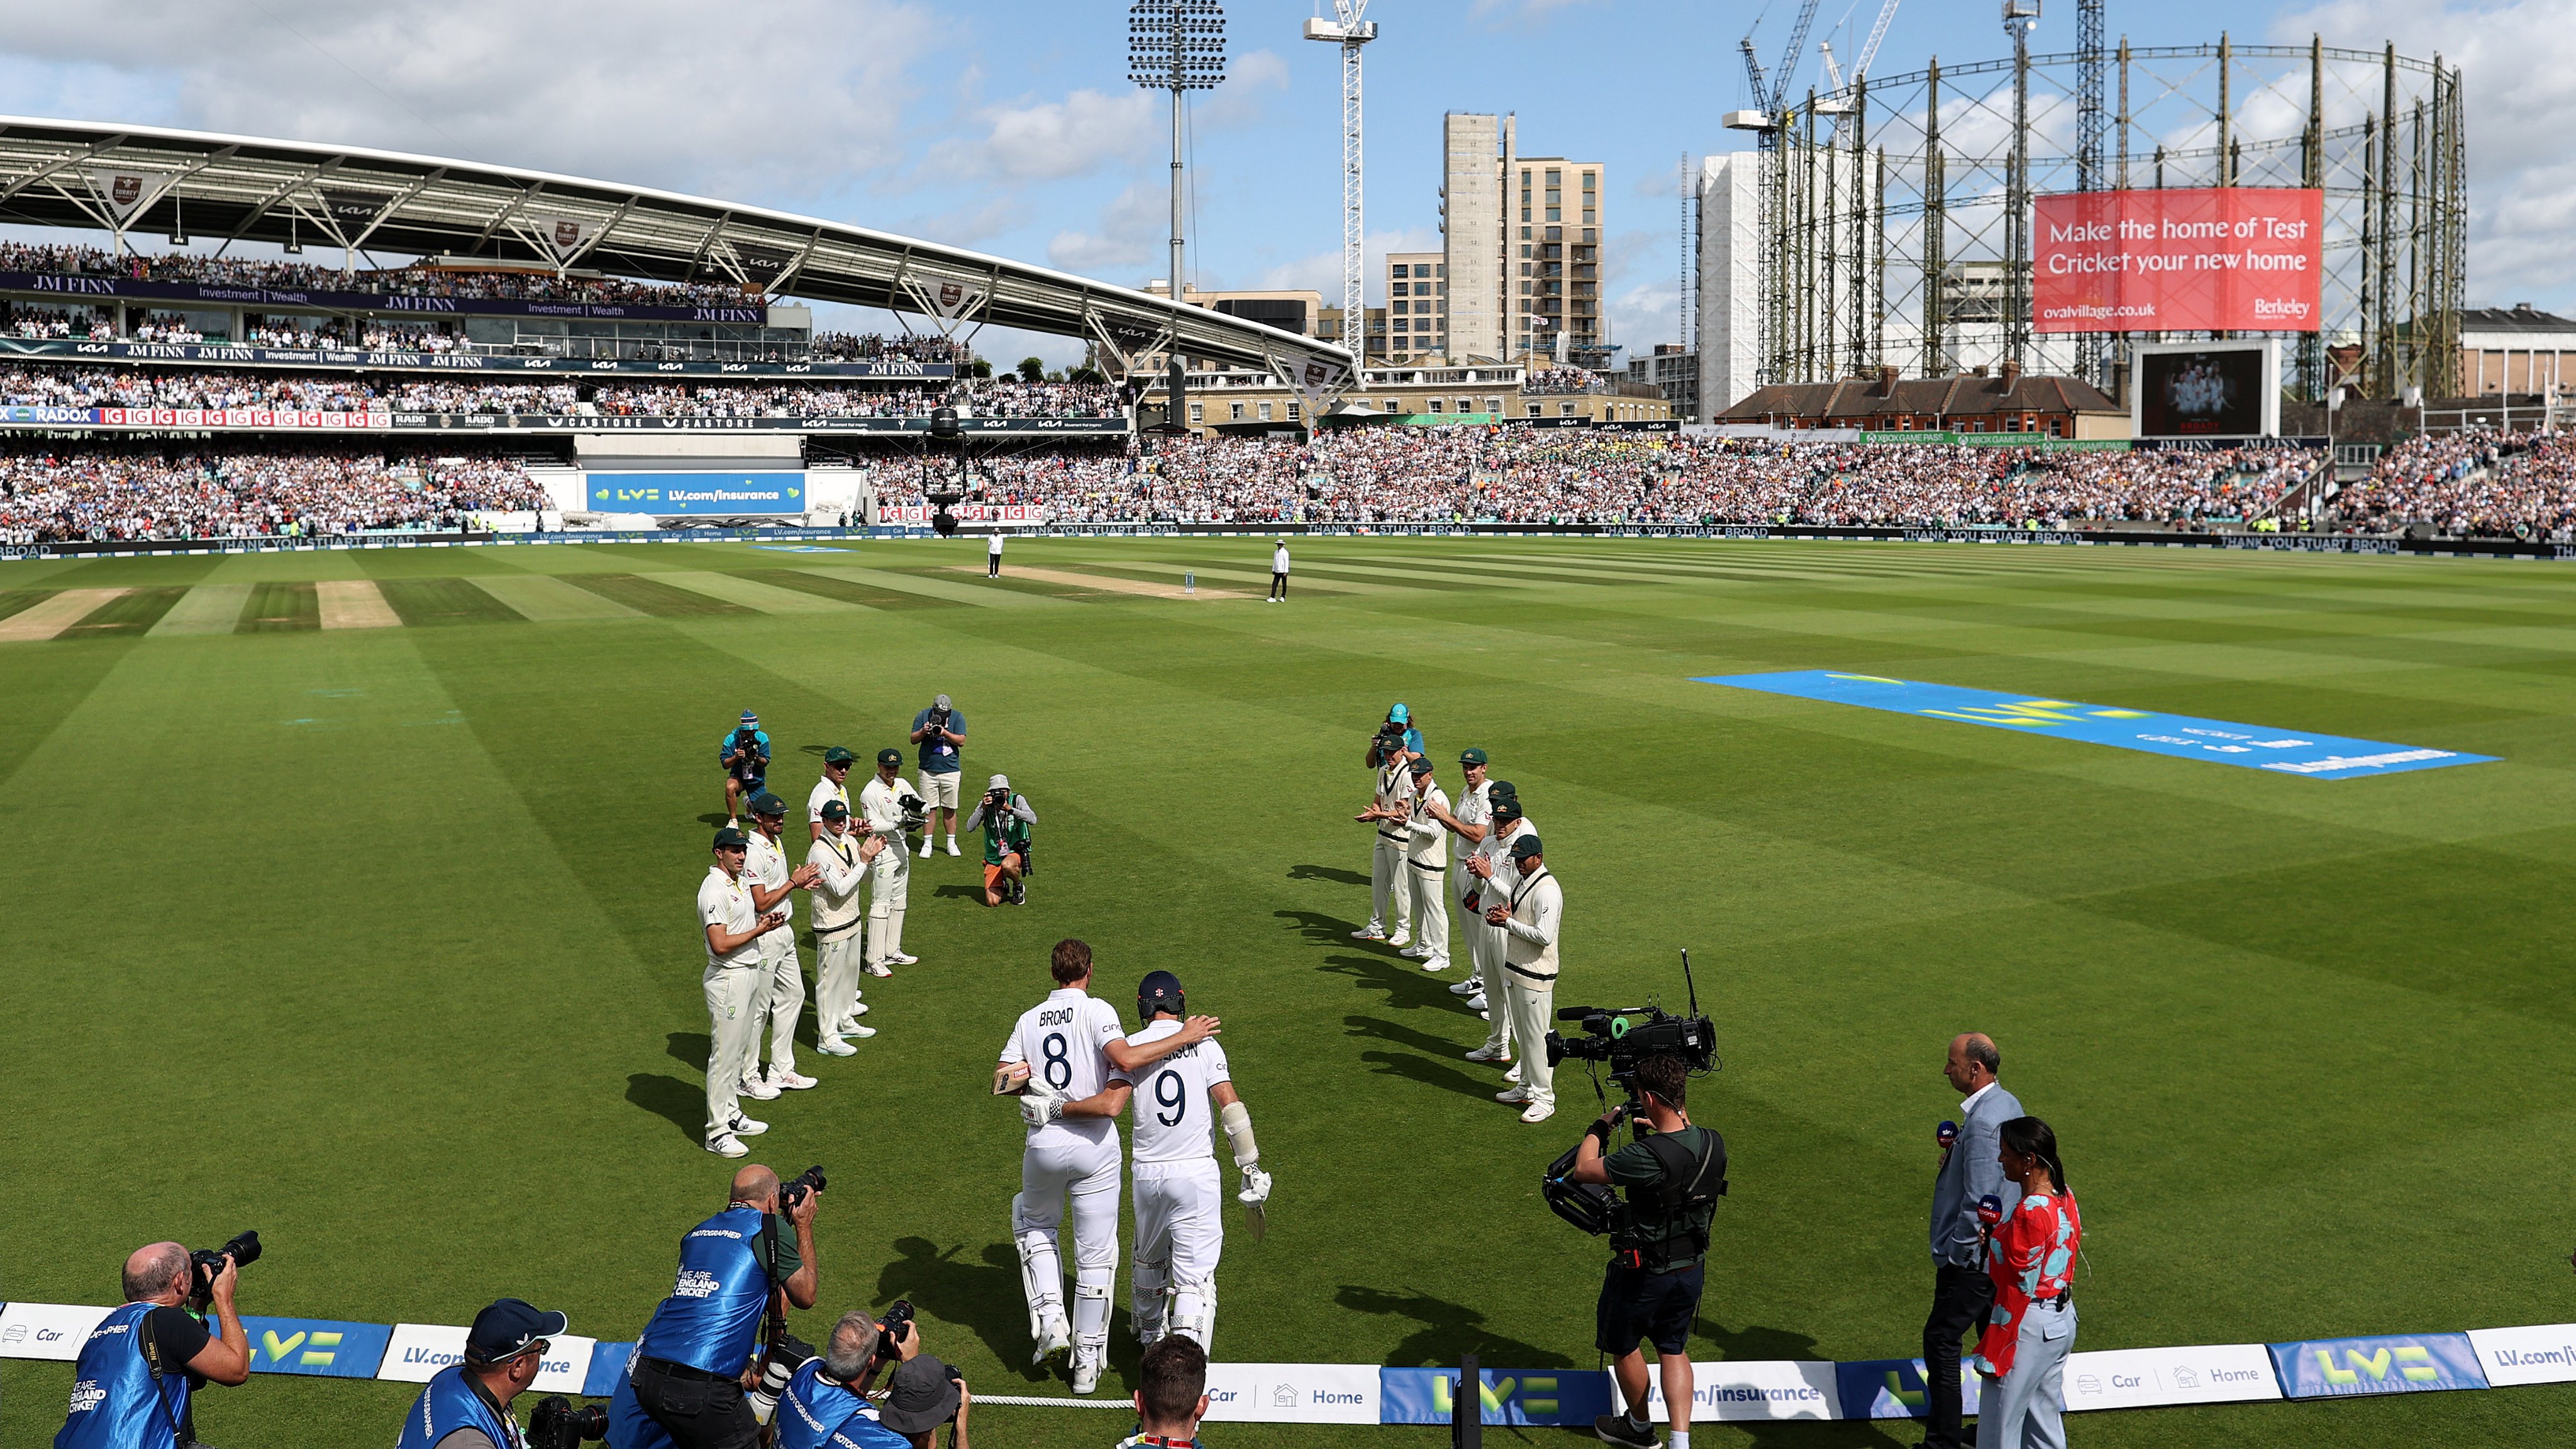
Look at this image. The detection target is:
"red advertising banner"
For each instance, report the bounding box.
[2033,187,2323,333]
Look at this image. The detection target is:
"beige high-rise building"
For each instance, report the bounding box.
[1383,250,1443,363]
[1441,114,1609,367]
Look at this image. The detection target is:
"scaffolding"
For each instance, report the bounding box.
[1755,33,2465,401]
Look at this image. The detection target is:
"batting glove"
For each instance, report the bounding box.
[1019,1089,1065,1128]
[1238,1167,1273,1206]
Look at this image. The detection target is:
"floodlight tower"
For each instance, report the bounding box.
[2003,0,2041,367]
[1129,0,1228,309]
[1304,3,1375,364]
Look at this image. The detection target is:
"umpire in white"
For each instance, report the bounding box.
[1487,833,1561,1124]
[697,827,784,1157]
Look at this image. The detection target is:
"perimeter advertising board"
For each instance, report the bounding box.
[2034,188,2323,334]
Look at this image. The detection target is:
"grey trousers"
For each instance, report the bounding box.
[1977,1301,2074,1449]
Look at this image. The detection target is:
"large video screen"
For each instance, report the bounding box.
[2136,350,2267,438]
[2034,187,2323,334]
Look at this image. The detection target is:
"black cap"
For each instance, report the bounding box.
[1137,970,1185,1019]
[713,828,748,850]
[749,791,787,819]
[465,1299,567,1364]
[876,747,904,767]
[820,800,850,821]
[1509,833,1544,861]
[879,1356,962,1434]
[824,747,855,766]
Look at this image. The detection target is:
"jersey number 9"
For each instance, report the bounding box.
[1153,1070,1187,1127]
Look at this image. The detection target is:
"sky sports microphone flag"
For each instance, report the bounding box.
[2033,188,2323,334]
[587,471,804,515]
[1696,672,2498,779]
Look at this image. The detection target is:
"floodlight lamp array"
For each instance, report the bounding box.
[1127,0,1228,91]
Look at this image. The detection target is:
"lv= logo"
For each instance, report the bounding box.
[258,1329,342,1368]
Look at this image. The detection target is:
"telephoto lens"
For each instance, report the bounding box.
[190,1231,261,1296]
[779,1165,827,1211]
[526,1395,608,1449]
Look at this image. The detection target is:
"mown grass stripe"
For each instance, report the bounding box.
[150,583,255,635]
[238,580,318,632]
[57,586,188,638]
[0,587,127,641]
[466,573,641,621]
[792,564,1070,608]
[316,579,402,630]
[745,569,960,611]
[653,570,863,614]
[380,577,529,627]
[560,572,755,617]
[0,587,58,626]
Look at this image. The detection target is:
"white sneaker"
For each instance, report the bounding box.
[1504,1062,1523,1083]
[1467,991,1489,1011]
[1448,978,1481,996]
[889,952,920,966]
[706,1132,749,1157]
[1385,933,1412,948]
[1398,945,1428,958]
[1464,1043,1509,1063]
[845,1022,878,1038]
[816,1036,857,1057]
[729,1113,770,1136]
[772,1070,819,1091]
[1032,1316,1071,1365]
[1422,958,1450,973]
[918,840,933,858]
[945,837,962,856]
[865,962,894,977]
[741,1075,780,1101]
[1351,926,1387,941]
[850,1001,871,1016]
[1495,1084,1531,1104]
[1072,1344,1103,1395]
[1519,1099,1557,1124]
[1477,1007,1491,1020]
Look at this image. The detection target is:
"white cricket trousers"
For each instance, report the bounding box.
[749,931,804,1075]
[1015,1128,1122,1350]
[865,841,909,966]
[1463,881,1510,1051]
[813,927,863,1031]
[1502,972,1555,1105]
[702,963,763,1141]
[1369,831,1411,937]
[1132,1158,1224,1350]
[1405,860,1449,967]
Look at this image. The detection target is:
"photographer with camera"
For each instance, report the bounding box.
[880,1352,972,1448]
[57,1238,254,1449]
[962,774,1036,906]
[1351,704,1421,947]
[719,711,771,829]
[394,1298,572,1449]
[909,694,968,858]
[1565,1053,1727,1449]
[770,1309,921,1449]
[609,1165,821,1449]
[859,749,926,974]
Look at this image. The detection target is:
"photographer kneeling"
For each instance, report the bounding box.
[962,774,1035,907]
[395,1298,570,1449]
[58,1239,253,1449]
[1567,1053,1728,1449]
[609,1165,821,1449]
[772,1308,940,1449]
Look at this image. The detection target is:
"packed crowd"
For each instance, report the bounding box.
[0,242,752,308]
[2330,428,2576,538]
[0,366,1117,419]
[0,442,546,543]
[810,331,972,364]
[1520,367,1603,396]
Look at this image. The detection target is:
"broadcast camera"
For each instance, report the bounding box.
[526,1396,608,1449]
[189,1231,260,1299]
[897,794,930,836]
[1540,953,1721,1239]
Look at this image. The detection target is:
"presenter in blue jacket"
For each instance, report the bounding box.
[394,1298,569,1449]
[55,1242,252,1449]
[611,1165,822,1449]
[1921,1033,2023,1449]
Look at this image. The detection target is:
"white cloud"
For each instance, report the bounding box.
[2271,0,2576,308]
[931,87,1162,183]
[0,1,936,206]
[1046,182,1171,275]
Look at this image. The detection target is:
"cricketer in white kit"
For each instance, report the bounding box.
[1102,969,1272,1355]
[1425,748,1501,1011]
[997,940,1221,1395]
[1399,757,1451,973]
[858,748,922,974]
[1463,787,1535,1070]
[806,799,880,1053]
[697,826,783,1157]
[1353,711,1419,945]
[742,791,821,1097]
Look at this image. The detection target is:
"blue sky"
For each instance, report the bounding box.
[1,0,2565,366]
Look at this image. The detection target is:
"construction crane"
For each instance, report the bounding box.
[1726,0,1821,130]
[1816,0,1897,115]
[1303,2,1375,365]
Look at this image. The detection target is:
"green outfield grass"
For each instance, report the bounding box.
[3,535,2573,1448]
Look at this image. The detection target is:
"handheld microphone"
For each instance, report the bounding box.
[1976,1193,2004,1230]
[1936,1120,1958,1148]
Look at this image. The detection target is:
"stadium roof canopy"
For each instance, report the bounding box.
[0,116,1349,377]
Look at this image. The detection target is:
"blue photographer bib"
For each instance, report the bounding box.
[635,1206,777,1377]
[772,1360,908,1449]
[396,1365,523,1449]
[55,1303,188,1449]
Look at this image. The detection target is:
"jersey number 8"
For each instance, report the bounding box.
[1041,1033,1072,1092]
[1153,1070,1187,1127]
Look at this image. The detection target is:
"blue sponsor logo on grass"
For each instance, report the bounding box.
[2271,1332,2486,1397]
[1697,671,2498,779]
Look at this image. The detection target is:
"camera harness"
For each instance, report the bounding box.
[1607,1118,1727,1272]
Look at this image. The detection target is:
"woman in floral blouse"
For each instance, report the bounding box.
[1973,1117,2081,1449]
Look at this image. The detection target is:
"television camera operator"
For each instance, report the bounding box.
[394,1297,575,1449]
[57,1236,256,1449]
[1563,1051,1726,1449]
[608,1164,823,1449]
